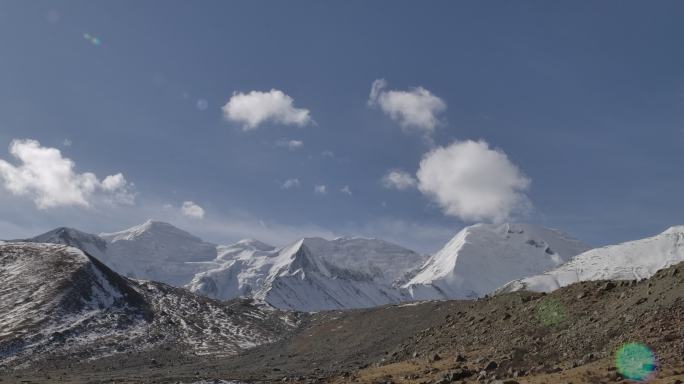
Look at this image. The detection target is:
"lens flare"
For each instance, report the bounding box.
[615,343,657,381]
[83,33,102,46]
[536,297,565,326]
[196,99,208,111]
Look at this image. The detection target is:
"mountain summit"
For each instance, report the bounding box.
[403,223,590,299]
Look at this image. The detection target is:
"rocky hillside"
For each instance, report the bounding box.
[0,242,299,368]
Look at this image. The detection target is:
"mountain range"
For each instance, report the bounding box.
[15,220,684,312]
[19,220,593,311]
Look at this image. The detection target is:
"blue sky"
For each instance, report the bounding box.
[1,1,683,252]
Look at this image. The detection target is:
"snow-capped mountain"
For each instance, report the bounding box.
[99,220,218,285]
[187,239,281,300]
[25,221,429,311]
[187,237,428,311]
[403,223,590,299]
[27,220,219,286]
[498,225,684,293]
[0,242,297,365]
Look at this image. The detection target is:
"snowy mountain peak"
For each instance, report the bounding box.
[233,238,276,251]
[215,239,276,263]
[403,222,589,300]
[93,220,218,284]
[99,220,205,243]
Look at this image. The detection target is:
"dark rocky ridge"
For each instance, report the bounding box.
[0,242,299,371]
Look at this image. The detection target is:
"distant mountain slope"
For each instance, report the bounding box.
[0,242,298,365]
[498,225,684,293]
[403,223,589,299]
[187,237,427,311]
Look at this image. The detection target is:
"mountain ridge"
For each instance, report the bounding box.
[498,225,684,293]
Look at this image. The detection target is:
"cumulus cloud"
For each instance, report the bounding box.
[341,185,352,195]
[102,173,126,191]
[281,178,300,189]
[101,173,135,205]
[181,201,205,219]
[314,185,327,195]
[382,169,417,190]
[368,79,446,134]
[416,140,530,223]
[0,139,133,209]
[222,89,312,130]
[276,139,304,151]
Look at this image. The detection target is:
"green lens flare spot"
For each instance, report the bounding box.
[615,343,657,381]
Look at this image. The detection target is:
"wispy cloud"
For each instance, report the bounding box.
[275,139,304,151]
[368,79,446,134]
[314,185,327,195]
[321,150,335,158]
[382,169,417,190]
[281,178,301,190]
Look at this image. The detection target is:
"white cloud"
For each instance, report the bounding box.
[368,79,446,134]
[101,173,135,205]
[181,201,205,219]
[341,185,352,195]
[0,139,133,209]
[276,139,304,151]
[222,89,312,130]
[416,140,531,223]
[102,173,126,191]
[314,185,327,195]
[382,169,417,190]
[281,178,300,189]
